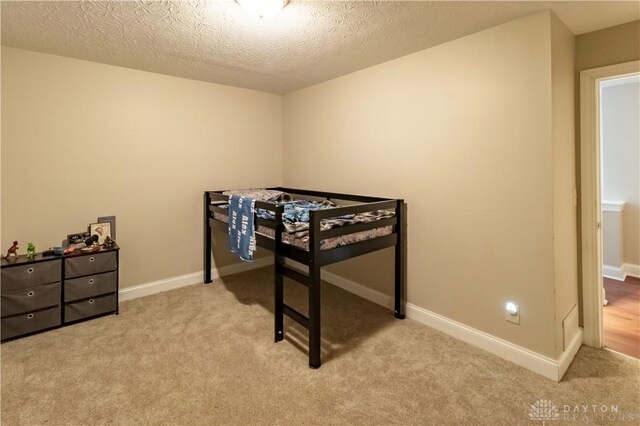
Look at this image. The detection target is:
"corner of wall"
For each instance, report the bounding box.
[550,11,580,359]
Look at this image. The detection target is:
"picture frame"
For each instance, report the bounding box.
[90,222,111,245]
[97,215,116,241]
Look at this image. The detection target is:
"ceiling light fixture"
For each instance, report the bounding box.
[236,0,289,19]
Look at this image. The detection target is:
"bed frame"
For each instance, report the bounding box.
[203,187,406,368]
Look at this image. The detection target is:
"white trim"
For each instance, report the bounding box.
[605,263,640,281]
[119,271,202,302]
[558,328,583,380]
[119,256,273,301]
[624,263,640,279]
[283,259,393,309]
[321,270,392,309]
[405,303,561,381]
[316,270,580,382]
[602,265,625,281]
[580,60,640,349]
[213,256,273,276]
[601,201,625,212]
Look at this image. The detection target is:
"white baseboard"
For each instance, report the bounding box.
[604,263,640,281]
[321,270,392,309]
[315,270,580,382]
[119,256,273,302]
[405,303,556,378]
[283,259,393,309]
[558,328,583,380]
[624,263,640,279]
[603,264,625,281]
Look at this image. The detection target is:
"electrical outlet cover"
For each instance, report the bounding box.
[506,307,520,325]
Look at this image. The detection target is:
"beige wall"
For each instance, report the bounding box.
[575,20,640,73]
[283,12,574,358]
[601,82,640,267]
[551,13,578,356]
[1,47,281,288]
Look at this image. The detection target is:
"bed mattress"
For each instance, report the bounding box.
[212,189,395,251]
[212,211,393,251]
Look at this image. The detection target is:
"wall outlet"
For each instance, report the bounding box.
[505,302,520,325]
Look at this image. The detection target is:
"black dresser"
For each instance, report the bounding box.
[1,244,119,341]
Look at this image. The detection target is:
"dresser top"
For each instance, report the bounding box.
[1,244,119,268]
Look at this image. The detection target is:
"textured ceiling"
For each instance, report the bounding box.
[2,1,639,93]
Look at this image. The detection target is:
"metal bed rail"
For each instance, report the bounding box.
[269,186,391,203]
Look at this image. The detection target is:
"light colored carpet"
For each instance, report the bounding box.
[2,267,639,425]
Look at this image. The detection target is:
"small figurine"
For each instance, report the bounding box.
[103,236,115,248]
[27,243,36,258]
[5,241,19,259]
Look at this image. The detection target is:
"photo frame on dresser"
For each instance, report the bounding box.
[97,216,116,241]
[90,222,111,245]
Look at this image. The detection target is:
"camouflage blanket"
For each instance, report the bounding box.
[216,191,395,240]
[282,209,395,239]
[222,189,292,203]
[256,199,340,223]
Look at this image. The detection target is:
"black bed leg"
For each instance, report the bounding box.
[204,192,213,284]
[308,261,322,368]
[274,205,285,342]
[394,200,406,319]
[275,258,284,342]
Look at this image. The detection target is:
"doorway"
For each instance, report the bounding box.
[600,74,640,359]
[580,60,640,357]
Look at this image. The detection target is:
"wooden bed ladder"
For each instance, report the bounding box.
[273,202,406,369]
[274,262,322,368]
[273,209,323,368]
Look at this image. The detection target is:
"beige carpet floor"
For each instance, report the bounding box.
[2,267,639,425]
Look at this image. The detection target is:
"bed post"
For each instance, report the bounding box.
[394,199,406,319]
[274,205,285,343]
[308,210,322,369]
[204,191,213,284]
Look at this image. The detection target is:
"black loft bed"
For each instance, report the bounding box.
[203,187,406,368]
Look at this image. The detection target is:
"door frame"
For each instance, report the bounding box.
[580,60,640,348]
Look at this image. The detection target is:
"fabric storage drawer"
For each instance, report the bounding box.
[64,293,116,323]
[1,305,61,340]
[1,282,61,318]
[1,260,61,293]
[65,252,117,279]
[64,271,117,302]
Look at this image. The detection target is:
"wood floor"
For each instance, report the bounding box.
[603,276,640,359]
